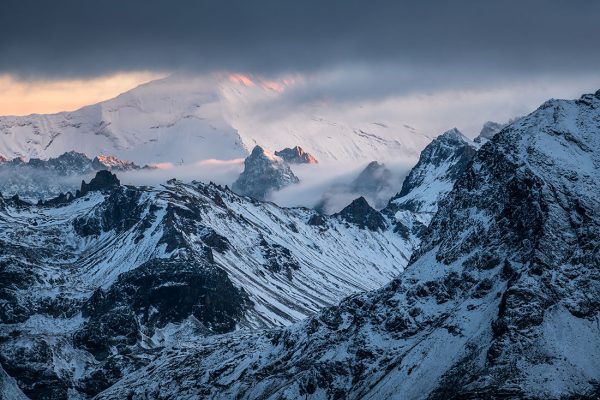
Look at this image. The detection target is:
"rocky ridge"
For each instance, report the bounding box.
[0,151,151,201]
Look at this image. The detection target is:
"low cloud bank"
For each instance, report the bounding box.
[118,158,245,188]
[2,156,414,214]
[271,161,413,214]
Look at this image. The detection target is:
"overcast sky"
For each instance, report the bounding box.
[1,0,599,121]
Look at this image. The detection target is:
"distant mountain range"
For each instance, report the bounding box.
[0,151,150,200]
[0,75,433,165]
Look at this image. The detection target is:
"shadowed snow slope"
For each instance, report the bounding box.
[97,91,600,399]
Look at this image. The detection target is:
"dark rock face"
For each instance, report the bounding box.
[233,145,300,200]
[259,238,300,279]
[275,146,318,164]
[67,257,251,396]
[77,170,120,197]
[336,197,386,231]
[73,186,143,236]
[37,192,74,207]
[307,213,327,227]
[75,258,250,359]
[0,248,39,324]
[95,91,600,400]
[0,339,68,400]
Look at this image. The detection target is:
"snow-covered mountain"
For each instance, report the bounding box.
[0,166,414,398]
[474,120,506,144]
[95,90,600,399]
[0,151,150,201]
[0,75,432,165]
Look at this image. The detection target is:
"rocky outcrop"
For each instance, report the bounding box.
[75,257,250,356]
[232,145,300,200]
[274,146,318,164]
[335,196,387,231]
[77,170,120,197]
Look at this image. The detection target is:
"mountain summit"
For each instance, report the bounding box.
[274,146,318,164]
[232,145,300,200]
[384,128,477,240]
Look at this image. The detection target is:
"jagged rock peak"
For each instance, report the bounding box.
[232,145,300,200]
[250,144,275,160]
[474,117,522,145]
[437,127,469,144]
[78,170,120,197]
[275,146,318,164]
[394,128,476,199]
[336,196,386,231]
[92,155,145,171]
[382,126,478,238]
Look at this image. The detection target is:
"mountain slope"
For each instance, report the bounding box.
[97,90,600,399]
[0,76,246,165]
[0,75,432,165]
[0,171,411,398]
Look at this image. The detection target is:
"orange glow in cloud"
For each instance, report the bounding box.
[150,162,175,170]
[260,80,285,92]
[227,73,301,93]
[228,73,255,87]
[0,72,166,116]
[196,158,245,166]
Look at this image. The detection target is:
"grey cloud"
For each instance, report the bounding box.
[1,0,599,80]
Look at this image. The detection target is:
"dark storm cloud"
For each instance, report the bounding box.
[1,0,599,79]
